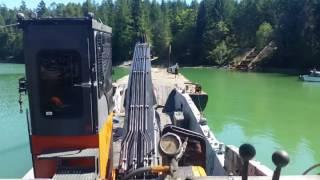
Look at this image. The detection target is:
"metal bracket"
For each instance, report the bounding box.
[74,81,97,88]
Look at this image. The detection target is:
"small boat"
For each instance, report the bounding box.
[300,69,320,82]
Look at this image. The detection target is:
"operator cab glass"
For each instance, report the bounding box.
[38,50,83,118]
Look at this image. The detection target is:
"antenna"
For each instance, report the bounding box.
[168,44,171,67]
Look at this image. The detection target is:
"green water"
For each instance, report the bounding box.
[181,68,320,175]
[0,63,31,178]
[1,65,319,177]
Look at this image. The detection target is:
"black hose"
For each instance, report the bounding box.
[302,163,320,175]
[123,167,152,180]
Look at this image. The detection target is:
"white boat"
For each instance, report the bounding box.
[300,70,320,82]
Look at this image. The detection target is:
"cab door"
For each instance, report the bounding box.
[26,24,96,135]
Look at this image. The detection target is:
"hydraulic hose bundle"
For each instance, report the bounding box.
[119,43,159,178]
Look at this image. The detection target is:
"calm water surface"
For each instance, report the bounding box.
[0,65,319,177]
[0,63,30,178]
[181,68,320,175]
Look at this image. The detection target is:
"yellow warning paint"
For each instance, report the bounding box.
[192,166,207,177]
[99,112,113,179]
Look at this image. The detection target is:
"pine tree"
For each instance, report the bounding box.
[36,0,48,18]
[64,3,82,17]
[19,1,27,12]
[150,0,171,62]
[54,3,65,17]
[130,0,149,41]
[82,0,95,16]
[193,0,207,65]
[113,0,133,63]
[98,0,114,26]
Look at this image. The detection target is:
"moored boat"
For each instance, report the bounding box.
[300,69,320,82]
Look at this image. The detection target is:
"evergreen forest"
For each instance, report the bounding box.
[1,0,320,70]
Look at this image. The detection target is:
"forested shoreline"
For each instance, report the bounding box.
[1,0,320,70]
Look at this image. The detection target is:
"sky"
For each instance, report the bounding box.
[0,0,194,9]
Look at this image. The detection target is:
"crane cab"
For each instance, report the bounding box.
[19,16,113,178]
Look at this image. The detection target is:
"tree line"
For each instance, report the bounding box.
[1,0,320,70]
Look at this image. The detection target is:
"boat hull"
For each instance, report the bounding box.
[300,75,320,82]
